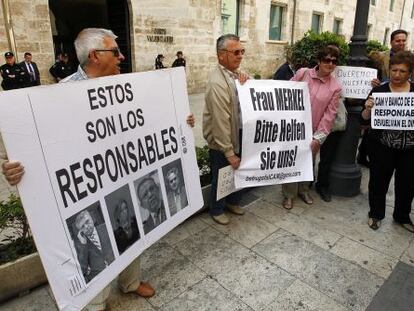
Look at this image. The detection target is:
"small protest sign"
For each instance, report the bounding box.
[335,66,377,99]
[217,165,236,201]
[372,92,414,130]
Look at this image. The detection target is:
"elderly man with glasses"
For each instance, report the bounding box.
[203,33,247,225]
[1,28,155,311]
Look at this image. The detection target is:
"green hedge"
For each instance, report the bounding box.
[366,39,388,54]
[290,31,350,69]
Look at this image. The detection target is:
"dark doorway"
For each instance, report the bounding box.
[49,0,132,73]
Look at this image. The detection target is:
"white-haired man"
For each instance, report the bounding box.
[2,28,156,311]
[74,210,114,283]
[203,34,247,225]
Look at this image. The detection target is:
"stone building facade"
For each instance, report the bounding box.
[0,0,414,95]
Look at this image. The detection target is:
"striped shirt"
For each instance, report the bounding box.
[60,65,89,83]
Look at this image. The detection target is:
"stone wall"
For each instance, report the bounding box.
[130,0,220,94]
[0,0,55,86]
[8,0,55,84]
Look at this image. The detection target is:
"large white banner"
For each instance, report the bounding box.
[0,68,203,310]
[235,80,313,188]
[335,66,377,99]
[372,92,414,130]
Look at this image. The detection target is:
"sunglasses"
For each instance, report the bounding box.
[321,57,338,65]
[223,49,246,56]
[95,48,121,57]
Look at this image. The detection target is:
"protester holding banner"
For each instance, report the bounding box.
[281,45,342,209]
[203,34,247,225]
[2,28,156,311]
[361,51,414,233]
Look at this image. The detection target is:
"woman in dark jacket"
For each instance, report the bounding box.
[361,51,414,232]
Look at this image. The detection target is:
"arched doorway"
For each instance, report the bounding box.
[49,0,132,73]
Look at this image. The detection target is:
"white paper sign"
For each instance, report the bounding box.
[0,68,203,311]
[335,66,377,99]
[235,80,313,189]
[372,92,414,130]
[217,165,235,201]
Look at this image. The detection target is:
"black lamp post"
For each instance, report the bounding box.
[329,0,370,196]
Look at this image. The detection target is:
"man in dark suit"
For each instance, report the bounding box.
[165,167,188,215]
[74,210,115,283]
[137,177,166,234]
[20,52,41,87]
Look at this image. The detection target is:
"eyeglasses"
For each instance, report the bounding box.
[321,57,338,65]
[222,49,245,56]
[95,48,121,57]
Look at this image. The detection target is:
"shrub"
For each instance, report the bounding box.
[0,194,36,264]
[253,73,261,79]
[366,39,388,54]
[196,145,211,187]
[290,31,350,69]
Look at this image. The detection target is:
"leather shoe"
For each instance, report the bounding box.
[226,204,245,215]
[298,193,313,205]
[212,213,230,225]
[282,198,293,210]
[136,281,155,298]
[396,221,414,233]
[368,218,381,230]
[316,186,331,202]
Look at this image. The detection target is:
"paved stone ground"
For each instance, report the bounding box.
[1,165,414,311]
[1,94,414,310]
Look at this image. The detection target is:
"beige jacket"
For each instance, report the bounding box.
[203,65,240,157]
[380,50,391,80]
[380,50,414,80]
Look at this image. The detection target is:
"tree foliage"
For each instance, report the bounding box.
[0,194,36,264]
[366,39,388,54]
[290,31,350,69]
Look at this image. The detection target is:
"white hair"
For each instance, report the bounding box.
[74,28,117,67]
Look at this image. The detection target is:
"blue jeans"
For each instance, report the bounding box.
[209,149,242,216]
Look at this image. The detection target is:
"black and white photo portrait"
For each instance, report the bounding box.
[162,159,188,216]
[134,170,167,234]
[105,184,140,255]
[66,202,115,283]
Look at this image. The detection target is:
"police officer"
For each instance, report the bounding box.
[0,52,30,90]
[49,53,75,82]
[172,51,186,68]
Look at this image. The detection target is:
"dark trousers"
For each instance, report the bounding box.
[368,137,414,223]
[209,149,242,216]
[358,129,369,160]
[317,131,342,188]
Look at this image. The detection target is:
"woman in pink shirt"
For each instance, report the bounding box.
[282,45,342,210]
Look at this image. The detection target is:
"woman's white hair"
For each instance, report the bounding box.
[74,28,117,67]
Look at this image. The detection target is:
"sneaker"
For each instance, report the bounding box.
[316,185,332,202]
[212,213,230,225]
[226,204,245,215]
[135,281,155,298]
[368,218,381,230]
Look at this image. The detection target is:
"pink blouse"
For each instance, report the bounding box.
[291,67,342,143]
